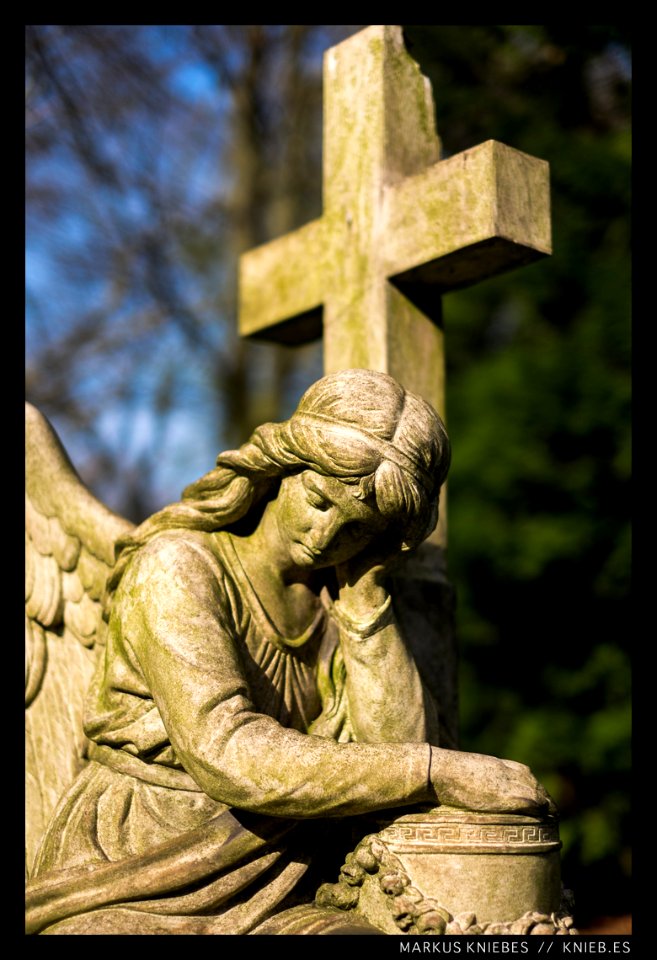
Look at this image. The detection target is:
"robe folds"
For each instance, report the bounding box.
[26,529,432,934]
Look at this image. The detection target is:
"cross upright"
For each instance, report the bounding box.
[238,24,551,742]
[240,25,550,538]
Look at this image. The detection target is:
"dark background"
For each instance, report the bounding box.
[26,25,631,929]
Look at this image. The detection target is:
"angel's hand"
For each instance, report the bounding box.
[429,747,557,817]
[334,535,401,620]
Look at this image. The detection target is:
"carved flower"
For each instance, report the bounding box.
[354,844,379,873]
[315,881,359,910]
[415,900,450,922]
[369,838,387,860]
[340,861,366,886]
[417,912,447,934]
[379,873,406,896]
[392,895,419,920]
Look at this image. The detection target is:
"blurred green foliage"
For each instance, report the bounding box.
[404,25,630,920]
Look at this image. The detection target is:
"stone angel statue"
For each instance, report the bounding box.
[26,369,553,935]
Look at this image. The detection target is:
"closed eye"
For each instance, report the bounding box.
[302,473,334,510]
[341,520,366,539]
[307,490,331,510]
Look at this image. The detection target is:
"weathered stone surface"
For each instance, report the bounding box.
[239,25,551,740]
[25,403,134,875]
[239,25,551,451]
[373,809,562,927]
[26,371,554,935]
[316,809,575,935]
[26,24,558,937]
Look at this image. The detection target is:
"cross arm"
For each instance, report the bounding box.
[239,218,328,343]
[383,140,551,295]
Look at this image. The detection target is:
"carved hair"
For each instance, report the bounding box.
[107,370,450,604]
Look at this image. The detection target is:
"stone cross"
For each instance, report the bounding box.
[238,25,551,743]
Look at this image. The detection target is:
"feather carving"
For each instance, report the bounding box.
[25,403,134,875]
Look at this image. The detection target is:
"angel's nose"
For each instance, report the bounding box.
[311,510,345,548]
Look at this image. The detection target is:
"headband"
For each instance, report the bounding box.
[295,412,435,493]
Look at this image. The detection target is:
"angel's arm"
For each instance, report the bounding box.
[118,535,433,819]
[328,595,440,745]
[328,549,441,746]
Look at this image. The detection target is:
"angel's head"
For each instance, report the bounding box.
[109,370,450,596]
[185,369,450,552]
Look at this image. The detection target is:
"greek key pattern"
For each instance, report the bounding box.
[381,823,559,848]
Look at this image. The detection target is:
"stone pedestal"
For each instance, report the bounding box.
[316,807,576,935]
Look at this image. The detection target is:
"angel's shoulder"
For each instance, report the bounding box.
[121,529,230,595]
[133,527,218,563]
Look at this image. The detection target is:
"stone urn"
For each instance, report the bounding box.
[316,806,575,935]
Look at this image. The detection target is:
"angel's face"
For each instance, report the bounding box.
[273,470,386,569]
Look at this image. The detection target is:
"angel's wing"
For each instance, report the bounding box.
[25,403,134,876]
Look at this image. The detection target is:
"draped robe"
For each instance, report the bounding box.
[26,529,433,935]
